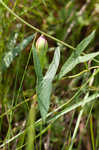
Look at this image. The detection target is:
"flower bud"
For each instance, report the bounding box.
[36,35,48,53]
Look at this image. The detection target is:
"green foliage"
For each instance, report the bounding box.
[0,0,99,150]
[2,34,35,70]
[59,31,96,79]
[32,44,43,84]
[32,45,60,120]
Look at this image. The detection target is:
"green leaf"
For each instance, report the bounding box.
[59,31,95,79]
[44,47,60,82]
[78,52,99,63]
[7,32,19,51]
[37,81,52,121]
[32,44,43,84]
[37,47,60,121]
[75,30,95,56]
[2,34,35,70]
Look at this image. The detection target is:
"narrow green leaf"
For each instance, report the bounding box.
[44,47,60,82]
[32,44,43,84]
[37,81,52,121]
[7,32,19,51]
[75,30,95,56]
[37,47,60,121]
[78,52,99,63]
[2,34,35,70]
[59,31,95,79]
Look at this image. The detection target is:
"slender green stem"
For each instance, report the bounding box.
[0,0,75,50]
[26,101,36,150]
[61,66,99,80]
[90,115,95,150]
[39,122,43,150]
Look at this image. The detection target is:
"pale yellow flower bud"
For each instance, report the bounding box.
[36,35,48,53]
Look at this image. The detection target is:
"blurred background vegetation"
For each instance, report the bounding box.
[0,0,99,150]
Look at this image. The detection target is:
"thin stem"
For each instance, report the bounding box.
[0,0,75,50]
[90,115,95,150]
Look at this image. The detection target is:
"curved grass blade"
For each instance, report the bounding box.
[59,31,95,79]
